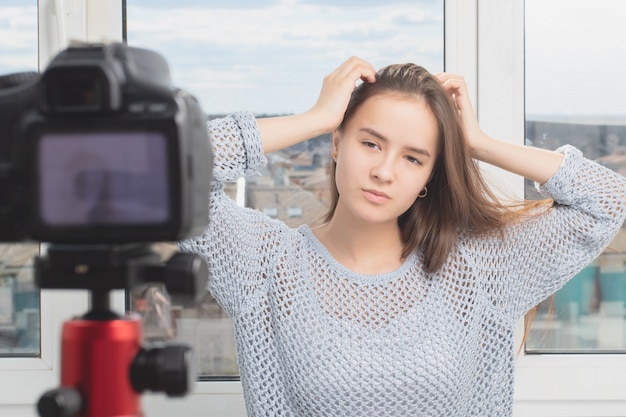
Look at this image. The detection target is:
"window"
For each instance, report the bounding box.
[0,1,40,358]
[525,0,626,353]
[262,207,279,218]
[288,207,303,218]
[126,0,444,378]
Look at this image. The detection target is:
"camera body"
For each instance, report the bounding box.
[0,42,212,243]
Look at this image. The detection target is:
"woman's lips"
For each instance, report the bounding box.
[362,189,390,204]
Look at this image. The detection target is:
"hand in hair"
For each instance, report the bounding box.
[435,73,485,158]
[436,72,564,184]
[258,57,376,154]
[311,56,377,133]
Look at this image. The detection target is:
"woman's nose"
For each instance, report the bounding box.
[371,156,395,182]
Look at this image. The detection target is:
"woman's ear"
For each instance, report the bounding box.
[331,129,341,155]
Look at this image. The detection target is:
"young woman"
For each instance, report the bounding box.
[179,57,626,416]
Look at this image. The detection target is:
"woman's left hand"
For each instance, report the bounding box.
[435,73,486,158]
[436,72,564,183]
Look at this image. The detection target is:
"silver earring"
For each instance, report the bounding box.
[418,186,428,198]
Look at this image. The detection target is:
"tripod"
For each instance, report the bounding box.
[34,244,207,417]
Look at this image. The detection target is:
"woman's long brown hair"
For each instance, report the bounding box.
[325,63,545,272]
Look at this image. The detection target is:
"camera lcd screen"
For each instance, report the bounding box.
[38,131,170,226]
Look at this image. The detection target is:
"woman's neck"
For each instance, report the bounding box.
[311,213,405,275]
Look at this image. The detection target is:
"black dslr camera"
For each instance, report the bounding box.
[0,43,213,416]
[0,42,212,243]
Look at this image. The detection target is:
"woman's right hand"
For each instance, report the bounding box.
[308,56,377,133]
[259,57,376,154]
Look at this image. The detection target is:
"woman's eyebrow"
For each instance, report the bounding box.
[359,127,432,158]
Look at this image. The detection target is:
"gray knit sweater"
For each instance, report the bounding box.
[179,112,626,417]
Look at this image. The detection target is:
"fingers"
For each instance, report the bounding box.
[308,57,376,132]
[435,73,481,150]
[434,72,467,95]
[434,72,464,83]
[435,72,474,109]
[350,56,377,84]
[331,56,377,86]
[343,56,377,82]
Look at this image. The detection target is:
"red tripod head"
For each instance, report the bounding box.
[38,316,193,417]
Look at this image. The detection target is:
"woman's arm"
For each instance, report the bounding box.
[436,74,626,318]
[473,147,626,318]
[259,57,377,154]
[436,73,563,184]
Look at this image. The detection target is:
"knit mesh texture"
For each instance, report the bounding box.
[179,112,626,417]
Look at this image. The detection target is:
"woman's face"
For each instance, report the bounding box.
[333,93,440,226]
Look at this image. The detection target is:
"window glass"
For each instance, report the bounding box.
[0,2,40,357]
[0,2,38,74]
[127,0,444,377]
[0,245,40,356]
[525,0,626,353]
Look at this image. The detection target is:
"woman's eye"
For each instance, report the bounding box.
[406,155,423,165]
[363,141,379,149]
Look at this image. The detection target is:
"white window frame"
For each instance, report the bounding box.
[472,0,626,416]
[4,1,626,416]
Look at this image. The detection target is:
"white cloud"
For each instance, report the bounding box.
[0,7,38,73]
[127,3,440,49]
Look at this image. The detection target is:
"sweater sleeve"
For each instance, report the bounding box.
[208,112,268,182]
[471,145,626,319]
[178,112,288,318]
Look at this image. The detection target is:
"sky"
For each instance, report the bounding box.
[0,0,624,117]
[525,0,626,118]
[0,0,443,115]
[123,0,444,114]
